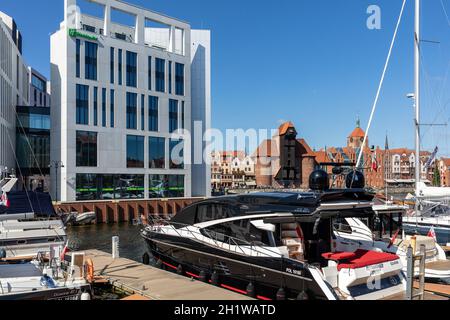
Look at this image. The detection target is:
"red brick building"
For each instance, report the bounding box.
[253,122,316,189]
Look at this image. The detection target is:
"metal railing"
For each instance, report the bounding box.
[146,215,285,259]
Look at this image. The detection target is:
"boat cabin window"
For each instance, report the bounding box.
[332,217,353,234]
[201,219,274,247]
[369,213,403,241]
[195,203,236,224]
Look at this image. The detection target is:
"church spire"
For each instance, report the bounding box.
[356,117,361,128]
[385,133,389,150]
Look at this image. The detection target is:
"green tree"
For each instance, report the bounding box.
[433,164,441,187]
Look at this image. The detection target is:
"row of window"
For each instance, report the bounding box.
[76,130,184,170]
[75,40,185,96]
[76,84,184,132]
[76,173,185,201]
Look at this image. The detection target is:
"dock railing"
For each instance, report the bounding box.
[406,243,426,300]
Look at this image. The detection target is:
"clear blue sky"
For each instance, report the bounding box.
[2,0,450,155]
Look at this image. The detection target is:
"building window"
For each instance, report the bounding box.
[126,92,137,130]
[110,47,114,84]
[76,39,80,78]
[93,87,98,126]
[169,99,178,133]
[141,94,145,131]
[175,63,184,96]
[127,135,144,168]
[169,138,184,169]
[149,175,185,198]
[149,137,165,169]
[76,84,89,125]
[168,61,172,94]
[31,74,46,92]
[148,56,152,90]
[85,41,98,80]
[126,51,137,87]
[110,89,115,128]
[76,131,97,167]
[148,96,158,132]
[181,101,185,129]
[118,49,123,85]
[76,174,144,201]
[155,58,165,92]
[102,88,106,127]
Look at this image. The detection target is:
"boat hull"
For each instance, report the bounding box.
[142,231,337,300]
[0,284,92,300]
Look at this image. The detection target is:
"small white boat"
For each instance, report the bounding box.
[0,249,92,300]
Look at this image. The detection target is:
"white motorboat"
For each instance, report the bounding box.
[333,204,450,284]
[0,249,92,300]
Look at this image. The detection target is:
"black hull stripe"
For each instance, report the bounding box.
[147,235,313,282]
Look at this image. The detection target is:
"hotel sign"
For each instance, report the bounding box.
[68,29,98,41]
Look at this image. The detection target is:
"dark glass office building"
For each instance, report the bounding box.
[15,105,51,192]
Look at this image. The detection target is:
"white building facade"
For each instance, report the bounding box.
[51,0,211,201]
[0,11,29,175]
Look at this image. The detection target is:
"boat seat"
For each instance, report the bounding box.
[322,250,399,271]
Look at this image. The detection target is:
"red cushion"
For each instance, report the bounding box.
[322,252,357,261]
[337,249,399,271]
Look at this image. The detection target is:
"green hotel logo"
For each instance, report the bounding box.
[68,28,98,41]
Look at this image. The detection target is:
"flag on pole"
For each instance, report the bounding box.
[371,152,378,172]
[60,241,70,260]
[424,146,439,170]
[427,226,437,241]
[0,192,9,207]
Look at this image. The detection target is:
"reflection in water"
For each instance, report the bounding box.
[66,223,148,262]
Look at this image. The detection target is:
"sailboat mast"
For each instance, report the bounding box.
[414,0,421,213]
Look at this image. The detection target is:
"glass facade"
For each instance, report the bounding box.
[76,131,97,167]
[76,174,145,201]
[16,106,51,175]
[102,88,106,127]
[175,63,184,96]
[127,135,144,168]
[149,137,165,169]
[169,99,178,133]
[149,175,185,198]
[110,89,115,128]
[118,49,123,85]
[31,74,46,92]
[126,51,137,87]
[126,92,137,129]
[85,41,98,80]
[169,138,184,169]
[110,47,114,84]
[148,96,158,132]
[76,39,80,78]
[76,84,89,125]
[155,58,165,92]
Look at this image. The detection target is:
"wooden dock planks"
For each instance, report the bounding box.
[85,249,254,300]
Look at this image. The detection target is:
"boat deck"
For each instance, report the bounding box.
[425,260,450,271]
[85,250,254,300]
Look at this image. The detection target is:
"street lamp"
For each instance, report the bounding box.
[49,160,65,202]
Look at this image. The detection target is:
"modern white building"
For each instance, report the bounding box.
[50,0,211,201]
[0,11,29,175]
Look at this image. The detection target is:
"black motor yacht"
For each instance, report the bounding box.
[142,171,407,300]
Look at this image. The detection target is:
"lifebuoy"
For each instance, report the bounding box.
[85,258,94,283]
